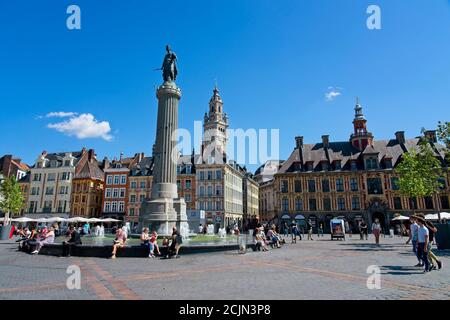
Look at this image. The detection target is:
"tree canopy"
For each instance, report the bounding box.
[0,176,25,225]
[395,143,443,200]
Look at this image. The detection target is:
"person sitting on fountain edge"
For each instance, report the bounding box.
[140,228,152,258]
[62,225,82,257]
[111,227,127,259]
[167,226,182,259]
[150,231,161,256]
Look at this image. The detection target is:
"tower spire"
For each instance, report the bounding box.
[202,86,229,163]
[350,97,373,150]
[354,97,365,120]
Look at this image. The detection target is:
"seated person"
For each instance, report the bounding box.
[111,227,127,259]
[266,225,281,248]
[21,226,37,252]
[140,228,152,258]
[150,231,161,256]
[168,227,182,259]
[255,228,269,252]
[32,227,55,254]
[62,226,82,257]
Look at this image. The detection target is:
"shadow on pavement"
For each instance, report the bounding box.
[380,265,425,275]
[337,242,406,252]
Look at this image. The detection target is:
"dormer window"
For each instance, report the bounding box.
[186,165,192,174]
[321,162,329,171]
[365,158,378,170]
[64,160,71,167]
[307,162,313,172]
[334,161,342,170]
[50,160,57,168]
[36,161,43,168]
[351,161,358,171]
[385,159,392,169]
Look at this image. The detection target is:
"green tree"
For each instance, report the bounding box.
[0,176,25,226]
[437,121,450,163]
[437,121,450,147]
[396,143,443,217]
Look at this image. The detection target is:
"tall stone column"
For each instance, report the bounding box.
[151,81,181,199]
[140,82,188,236]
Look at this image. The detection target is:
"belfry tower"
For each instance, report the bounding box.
[350,97,374,151]
[201,86,229,163]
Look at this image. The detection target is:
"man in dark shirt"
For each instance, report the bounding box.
[62,226,82,257]
[168,226,182,259]
[359,220,368,240]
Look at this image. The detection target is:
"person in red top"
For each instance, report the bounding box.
[150,231,161,256]
[9,224,16,239]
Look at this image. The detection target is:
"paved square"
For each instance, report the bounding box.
[1,235,449,300]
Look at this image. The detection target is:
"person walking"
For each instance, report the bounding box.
[283,221,289,239]
[359,220,368,240]
[291,221,298,244]
[406,216,422,267]
[416,217,430,272]
[415,213,443,270]
[307,220,314,241]
[372,219,381,246]
[317,222,324,237]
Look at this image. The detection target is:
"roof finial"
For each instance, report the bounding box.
[356,96,360,105]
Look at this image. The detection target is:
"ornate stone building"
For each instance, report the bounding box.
[26,150,84,218]
[243,172,259,226]
[269,100,449,232]
[71,149,104,218]
[101,153,142,221]
[127,156,154,228]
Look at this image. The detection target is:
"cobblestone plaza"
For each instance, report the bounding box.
[1,236,449,300]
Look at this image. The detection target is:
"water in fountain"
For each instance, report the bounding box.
[207,225,215,235]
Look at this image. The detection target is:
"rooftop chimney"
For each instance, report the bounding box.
[295,136,304,149]
[322,135,330,148]
[395,131,405,144]
[424,130,437,143]
[88,149,95,162]
[102,157,110,170]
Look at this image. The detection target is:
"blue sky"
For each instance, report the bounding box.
[1,0,450,172]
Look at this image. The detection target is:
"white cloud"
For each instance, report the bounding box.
[325,87,342,101]
[47,113,113,141]
[45,111,78,118]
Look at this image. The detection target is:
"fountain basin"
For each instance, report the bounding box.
[35,235,256,258]
[37,242,256,258]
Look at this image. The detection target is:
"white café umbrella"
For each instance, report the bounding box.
[11,217,35,223]
[392,215,409,221]
[426,212,450,220]
[439,212,450,219]
[101,218,121,223]
[88,218,102,223]
[425,214,439,221]
[67,217,90,223]
[45,217,66,223]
